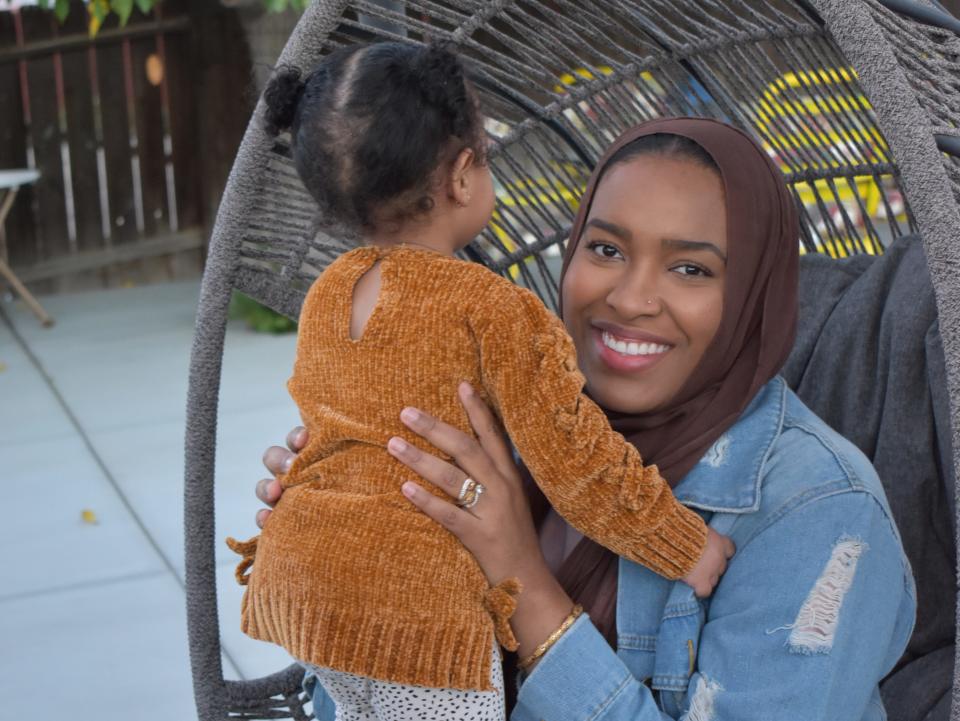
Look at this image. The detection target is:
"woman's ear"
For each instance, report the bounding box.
[448,148,476,208]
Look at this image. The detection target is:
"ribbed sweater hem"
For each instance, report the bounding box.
[240,586,497,691]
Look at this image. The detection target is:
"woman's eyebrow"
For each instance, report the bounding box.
[584,218,632,242]
[663,238,727,263]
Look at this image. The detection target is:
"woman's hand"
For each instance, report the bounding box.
[254,426,308,528]
[391,381,574,659]
[390,381,543,584]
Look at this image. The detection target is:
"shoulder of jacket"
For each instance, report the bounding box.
[729,475,900,561]
[778,390,884,497]
[739,427,895,549]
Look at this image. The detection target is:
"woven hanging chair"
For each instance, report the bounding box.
[184,1,960,719]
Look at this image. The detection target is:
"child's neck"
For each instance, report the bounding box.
[375,239,450,256]
[365,215,466,257]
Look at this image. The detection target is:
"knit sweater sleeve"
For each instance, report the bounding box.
[472,282,707,579]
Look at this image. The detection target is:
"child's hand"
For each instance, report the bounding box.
[682,528,736,598]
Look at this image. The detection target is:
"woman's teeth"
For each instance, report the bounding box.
[601,331,670,356]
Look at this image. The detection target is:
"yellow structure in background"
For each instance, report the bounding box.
[485,65,907,272]
[490,65,651,278]
[751,67,907,256]
[555,65,615,91]
[754,68,887,156]
[490,163,588,279]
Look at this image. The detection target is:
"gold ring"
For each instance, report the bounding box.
[456,478,485,509]
[456,477,476,502]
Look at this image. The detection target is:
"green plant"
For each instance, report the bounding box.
[36,0,311,35]
[229,291,298,334]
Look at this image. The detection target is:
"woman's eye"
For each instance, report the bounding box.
[586,241,623,260]
[672,263,713,277]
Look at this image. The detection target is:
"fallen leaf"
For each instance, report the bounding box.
[81,509,99,525]
[0,362,6,373]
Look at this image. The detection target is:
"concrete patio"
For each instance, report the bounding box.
[1,280,304,720]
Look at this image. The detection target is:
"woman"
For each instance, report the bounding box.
[255,118,915,720]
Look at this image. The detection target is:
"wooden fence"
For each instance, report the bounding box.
[0,0,253,292]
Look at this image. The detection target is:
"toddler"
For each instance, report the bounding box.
[226,41,732,721]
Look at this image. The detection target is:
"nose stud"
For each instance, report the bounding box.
[646,298,655,305]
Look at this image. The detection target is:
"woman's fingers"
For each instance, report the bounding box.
[263,426,306,476]
[286,425,308,452]
[256,477,282,506]
[401,481,478,539]
[255,477,281,526]
[457,382,519,483]
[387,436,467,500]
[398,406,500,490]
[256,427,303,528]
[262,445,295,476]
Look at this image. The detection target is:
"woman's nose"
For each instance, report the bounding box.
[605,267,661,319]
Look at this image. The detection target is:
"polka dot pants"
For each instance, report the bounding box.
[303,640,505,721]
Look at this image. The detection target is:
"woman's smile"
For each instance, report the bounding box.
[593,324,673,372]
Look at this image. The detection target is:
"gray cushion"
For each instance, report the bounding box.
[782,235,954,721]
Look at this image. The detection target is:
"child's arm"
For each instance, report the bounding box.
[472,282,709,581]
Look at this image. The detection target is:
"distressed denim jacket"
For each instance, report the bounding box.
[306,377,916,720]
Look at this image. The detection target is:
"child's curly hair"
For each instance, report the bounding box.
[263,42,486,233]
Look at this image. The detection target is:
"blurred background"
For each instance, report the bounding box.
[0,2,307,719]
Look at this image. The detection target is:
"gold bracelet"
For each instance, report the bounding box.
[518,604,583,670]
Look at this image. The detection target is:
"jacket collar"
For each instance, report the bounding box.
[671,377,787,514]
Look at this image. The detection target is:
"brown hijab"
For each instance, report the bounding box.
[526,117,799,649]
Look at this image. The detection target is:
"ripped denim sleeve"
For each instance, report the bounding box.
[771,535,868,655]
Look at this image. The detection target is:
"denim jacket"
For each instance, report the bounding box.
[306,377,916,720]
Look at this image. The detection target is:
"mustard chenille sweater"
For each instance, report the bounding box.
[227,244,707,691]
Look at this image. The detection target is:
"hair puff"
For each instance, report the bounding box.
[263,64,306,137]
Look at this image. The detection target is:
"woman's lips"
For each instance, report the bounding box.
[591,327,672,373]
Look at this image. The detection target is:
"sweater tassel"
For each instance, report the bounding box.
[225,535,259,586]
[482,577,523,651]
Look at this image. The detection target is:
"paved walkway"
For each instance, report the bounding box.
[1,281,303,720]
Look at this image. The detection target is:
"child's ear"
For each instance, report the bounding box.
[448,148,476,208]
